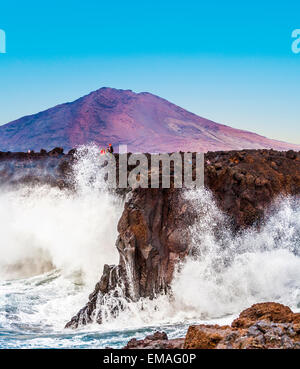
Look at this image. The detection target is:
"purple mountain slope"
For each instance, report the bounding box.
[0,87,299,152]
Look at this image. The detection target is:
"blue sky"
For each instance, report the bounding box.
[0,1,300,143]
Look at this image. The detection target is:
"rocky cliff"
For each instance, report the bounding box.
[65,149,300,328]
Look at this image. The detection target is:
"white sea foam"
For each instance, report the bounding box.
[0,145,123,286]
[170,189,300,318]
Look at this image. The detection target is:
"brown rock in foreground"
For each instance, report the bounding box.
[184,303,300,349]
[231,302,300,328]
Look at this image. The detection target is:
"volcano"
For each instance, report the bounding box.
[0,87,299,153]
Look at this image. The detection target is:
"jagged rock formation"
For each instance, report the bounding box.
[65,264,128,327]
[65,187,195,328]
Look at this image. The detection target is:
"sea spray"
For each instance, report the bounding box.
[81,188,300,328]
[170,188,300,318]
[0,145,123,286]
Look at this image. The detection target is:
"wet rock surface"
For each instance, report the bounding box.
[116,187,194,299]
[65,264,127,328]
[65,186,195,328]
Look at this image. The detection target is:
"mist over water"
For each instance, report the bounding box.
[0,146,125,347]
[171,189,300,318]
[0,146,300,348]
[0,145,123,285]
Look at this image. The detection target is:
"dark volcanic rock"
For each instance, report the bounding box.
[123,331,184,349]
[116,187,194,299]
[205,149,300,228]
[48,147,64,156]
[65,264,128,328]
[65,187,195,328]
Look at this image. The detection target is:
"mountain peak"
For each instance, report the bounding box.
[91,87,136,96]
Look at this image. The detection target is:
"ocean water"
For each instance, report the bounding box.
[0,270,236,348]
[0,146,300,348]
